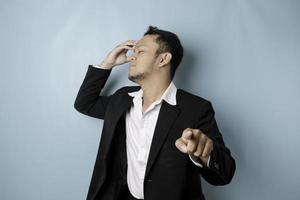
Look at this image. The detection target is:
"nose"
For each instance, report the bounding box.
[128,56,136,62]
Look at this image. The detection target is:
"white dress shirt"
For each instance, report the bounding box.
[92,65,210,199]
[125,82,177,199]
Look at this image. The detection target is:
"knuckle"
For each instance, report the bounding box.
[175,139,182,146]
[184,128,191,132]
[199,137,206,144]
[200,134,207,140]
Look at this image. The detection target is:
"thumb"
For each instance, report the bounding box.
[175,138,188,153]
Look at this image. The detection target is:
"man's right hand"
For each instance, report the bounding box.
[98,40,137,70]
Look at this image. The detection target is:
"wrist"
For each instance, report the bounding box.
[93,64,112,70]
[99,61,113,70]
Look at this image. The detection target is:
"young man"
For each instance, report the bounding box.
[74,26,235,200]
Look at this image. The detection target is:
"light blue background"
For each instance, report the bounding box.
[1,0,299,199]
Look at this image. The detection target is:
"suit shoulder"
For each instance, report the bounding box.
[177,89,211,105]
[115,85,141,95]
[177,89,215,117]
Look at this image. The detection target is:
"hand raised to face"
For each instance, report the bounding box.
[99,40,137,69]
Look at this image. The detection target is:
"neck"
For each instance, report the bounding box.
[140,76,171,108]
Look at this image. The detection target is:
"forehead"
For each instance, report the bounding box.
[136,35,159,49]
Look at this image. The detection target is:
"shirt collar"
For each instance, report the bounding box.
[128,82,177,106]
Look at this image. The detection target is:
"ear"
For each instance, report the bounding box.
[158,52,172,67]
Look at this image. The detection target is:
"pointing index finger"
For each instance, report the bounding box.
[182,129,193,141]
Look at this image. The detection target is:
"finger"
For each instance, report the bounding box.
[186,139,198,154]
[201,140,213,157]
[194,134,206,157]
[120,40,137,47]
[191,129,201,141]
[121,40,136,44]
[125,39,137,43]
[199,156,209,165]
[182,129,193,142]
[116,45,134,51]
[115,45,134,54]
[114,46,134,58]
[175,139,188,153]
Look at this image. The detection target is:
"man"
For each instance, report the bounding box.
[74,26,235,200]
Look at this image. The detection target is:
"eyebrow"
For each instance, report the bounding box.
[135,45,147,49]
[133,45,147,53]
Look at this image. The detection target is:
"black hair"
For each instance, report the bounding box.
[144,25,184,80]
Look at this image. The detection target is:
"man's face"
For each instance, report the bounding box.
[128,35,160,83]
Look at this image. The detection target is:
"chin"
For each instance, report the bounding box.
[128,74,137,82]
[128,73,143,84]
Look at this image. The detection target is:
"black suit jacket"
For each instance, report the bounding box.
[74,65,235,200]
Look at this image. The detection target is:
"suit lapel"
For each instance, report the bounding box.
[102,93,133,157]
[145,100,180,178]
[102,88,181,178]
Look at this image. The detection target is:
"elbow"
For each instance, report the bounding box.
[204,157,236,186]
[74,101,85,114]
[217,158,236,185]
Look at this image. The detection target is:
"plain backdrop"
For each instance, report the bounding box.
[1,0,299,199]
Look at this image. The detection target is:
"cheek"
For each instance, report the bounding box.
[139,56,155,66]
[135,55,156,71]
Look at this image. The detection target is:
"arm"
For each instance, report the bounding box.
[194,101,236,185]
[74,65,112,119]
[175,101,235,185]
[74,40,137,119]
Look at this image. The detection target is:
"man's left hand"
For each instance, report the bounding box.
[175,128,214,166]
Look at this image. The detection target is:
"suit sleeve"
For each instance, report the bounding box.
[194,101,236,185]
[74,65,112,119]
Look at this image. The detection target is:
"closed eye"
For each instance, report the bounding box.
[134,50,144,54]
